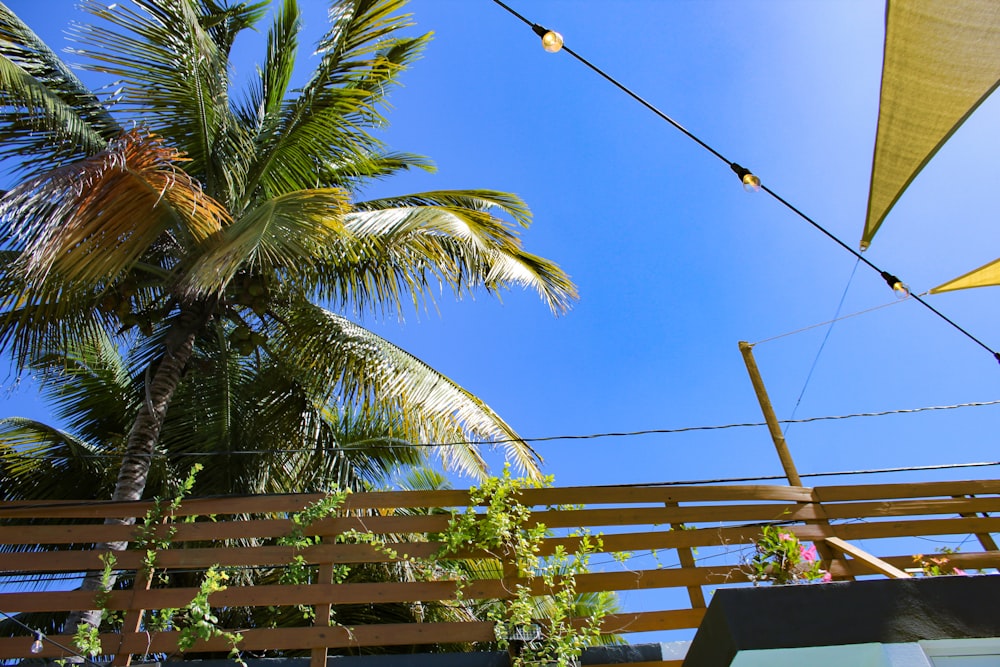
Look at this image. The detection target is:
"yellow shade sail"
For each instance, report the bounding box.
[931,256,1000,293]
[862,0,1000,251]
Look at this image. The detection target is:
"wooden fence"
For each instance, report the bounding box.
[1,478,999,667]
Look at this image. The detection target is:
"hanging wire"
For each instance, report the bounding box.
[8,398,999,459]
[488,0,1000,365]
[0,610,103,666]
[783,258,861,436]
[751,295,916,346]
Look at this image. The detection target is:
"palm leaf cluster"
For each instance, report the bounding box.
[0,0,577,506]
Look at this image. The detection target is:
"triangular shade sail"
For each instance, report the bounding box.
[862,0,1000,251]
[931,256,1000,293]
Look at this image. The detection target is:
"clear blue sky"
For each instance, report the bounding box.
[5,0,1000,491]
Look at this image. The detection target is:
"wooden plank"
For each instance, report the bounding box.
[0,503,823,542]
[824,537,911,578]
[0,565,750,614]
[21,513,990,580]
[310,539,334,667]
[665,501,706,608]
[514,484,815,505]
[835,516,1000,541]
[850,551,1000,575]
[531,503,822,529]
[0,521,831,574]
[953,494,999,553]
[0,484,814,520]
[820,496,1000,520]
[0,607,704,659]
[4,479,997,520]
[814,479,1000,503]
[600,608,706,633]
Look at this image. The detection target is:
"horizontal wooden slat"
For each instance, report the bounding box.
[8,478,997,521]
[0,609,704,659]
[821,496,1000,520]
[814,479,1000,502]
[0,565,748,613]
[834,516,1000,541]
[0,503,823,549]
[0,484,818,520]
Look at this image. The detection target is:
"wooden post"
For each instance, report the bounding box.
[112,565,154,666]
[738,341,801,486]
[738,341,852,580]
[310,538,335,667]
[954,495,999,552]
[665,502,705,608]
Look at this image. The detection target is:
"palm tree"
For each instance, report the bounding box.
[0,0,576,641]
[0,0,575,503]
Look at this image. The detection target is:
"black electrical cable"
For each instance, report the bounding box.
[488,0,1000,364]
[0,609,104,666]
[8,398,999,460]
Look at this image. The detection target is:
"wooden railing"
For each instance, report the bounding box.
[1,479,999,666]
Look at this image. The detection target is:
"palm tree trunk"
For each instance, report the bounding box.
[65,305,209,656]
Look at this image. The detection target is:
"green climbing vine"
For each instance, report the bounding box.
[275,491,352,621]
[435,465,611,667]
[72,552,117,658]
[176,567,246,667]
[71,465,249,665]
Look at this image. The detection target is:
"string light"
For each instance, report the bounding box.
[0,610,102,666]
[488,0,1000,365]
[731,163,762,193]
[881,271,911,299]
[530,24,563,52]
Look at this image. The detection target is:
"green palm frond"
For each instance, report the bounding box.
[240,0,300,124]
[33,327,137,450]
[198,0,270,58]
[181,187,352,297]
[0,272,113,370]
[74,0,240,193]
[318,196,576,315]
[0,3,116,170]
[304,0,418,110]
[320,150,436,189]
[272,301,541,479]
[0,417,112,501]
[244,0,428,200]
[357,189,533,226]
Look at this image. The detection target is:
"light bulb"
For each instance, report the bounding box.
[541,30,564,53]
[892,281,910,299]
[30,633,43,654]
[742,172,761,193]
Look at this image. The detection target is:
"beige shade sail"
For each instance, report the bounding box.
[862,0,1000,251]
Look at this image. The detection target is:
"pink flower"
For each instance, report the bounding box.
[821,571,832,582]
[799,544,818,562]
[778,533,792,542]
[952,568,966,576]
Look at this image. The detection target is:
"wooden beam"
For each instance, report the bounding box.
[665,502,705,608]
[738,341,802,486]
[814,479,1000,502]
[824,536,911,578]
[954,494,999,553]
